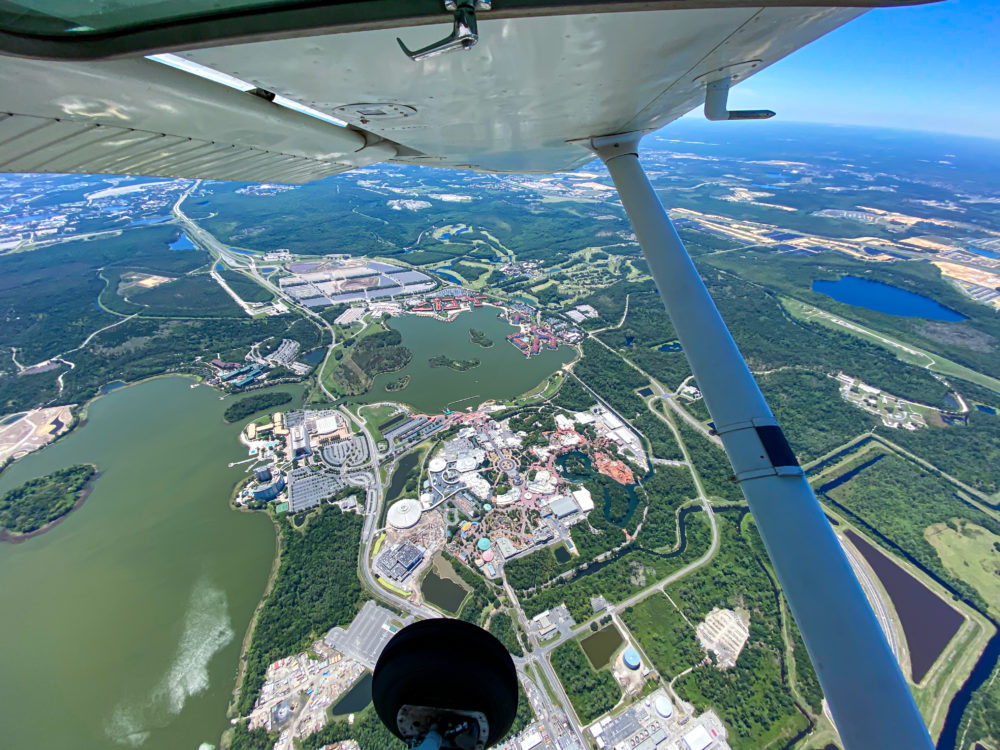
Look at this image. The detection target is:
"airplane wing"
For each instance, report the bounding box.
[0,1,933,182]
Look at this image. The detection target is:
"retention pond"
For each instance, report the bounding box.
[844,530,963,682]
[581,624,624,669]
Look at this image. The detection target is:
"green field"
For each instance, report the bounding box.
[621,594,702,680]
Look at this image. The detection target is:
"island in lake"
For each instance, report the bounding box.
[0,464,97,541]
[385,375,411,392]
[469,328,494,348]
[428,355,481,372]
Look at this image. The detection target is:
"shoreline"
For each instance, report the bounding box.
[1,370,208,478]
[0,464,99,544]
[226,480,284,722]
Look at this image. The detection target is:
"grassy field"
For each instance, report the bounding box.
[926,520,1000,616]
[357,403,404,444]
[620,593,702,680]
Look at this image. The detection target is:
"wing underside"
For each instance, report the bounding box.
[0,3,910,181]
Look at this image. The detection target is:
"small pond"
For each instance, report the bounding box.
[421,568,468,614]
[299,348,325,365]
[330,673,372,715]
[581,624,624,668]
[168,232,196,251]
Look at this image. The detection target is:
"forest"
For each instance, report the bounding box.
[667,511,810,750]
[488,611,525,657]
[217,268,274,303]
[237,508,365,714]
[883,408,1000,496]
[0,464,95,534]
[551,638,621,724]
[671,415,744,504]
[637,465,699,551]
[822,452,999,612]
[223,391,292,422]
[706,249,1000,380]
[0,218,317,412]
[621,594,702,679]
[518,509,712,622]
[331,328,412,396]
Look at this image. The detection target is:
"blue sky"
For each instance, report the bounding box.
[719,1,999,139]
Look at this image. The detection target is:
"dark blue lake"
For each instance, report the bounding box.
[812,276,968,322]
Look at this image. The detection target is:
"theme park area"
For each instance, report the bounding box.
[374,401,649,598]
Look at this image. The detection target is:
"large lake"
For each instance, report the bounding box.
[0,378,276,750]
[811,276,968,321]
[355,306,574,413]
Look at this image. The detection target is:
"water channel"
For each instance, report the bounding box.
[0,377,276,750]
[811,276,968,321]
[355,307,574,414]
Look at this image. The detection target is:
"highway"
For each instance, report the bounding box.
[840,535,901,661]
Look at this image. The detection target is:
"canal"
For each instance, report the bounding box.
[354,307,574,414]
[0,377,276,750]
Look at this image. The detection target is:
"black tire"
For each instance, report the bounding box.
[372,618,518,747]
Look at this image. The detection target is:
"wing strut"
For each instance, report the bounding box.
[589,132,933,750]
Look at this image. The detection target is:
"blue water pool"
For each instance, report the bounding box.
[169,232,196,251]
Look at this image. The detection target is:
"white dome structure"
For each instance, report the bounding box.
[654,695,673,718]
[387,498,421,529]
[428,457,447,473]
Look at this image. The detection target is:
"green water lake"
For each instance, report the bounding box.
[581,624,624,669]
[355,307,574,413]
[0,377,278,750]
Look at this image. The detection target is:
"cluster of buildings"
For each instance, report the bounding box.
[0,176,187,250]
[210,337,315,389]
[588,690,730,750]
[265,338,311,375]
[565,304,599,325]
[217,362,268,388]
[380,413,449,454]
[410,294,487,314]
[375,540,425,582]
[278,257,434,307]
[239,408,375,515]
[249,602,407,748]
[507,323,560,357]
[836,373,929,430]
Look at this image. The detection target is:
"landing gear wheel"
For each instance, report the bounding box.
[372,618,518,749]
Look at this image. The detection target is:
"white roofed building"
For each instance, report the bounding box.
[683,725,713,750]
[572,487,594,512]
